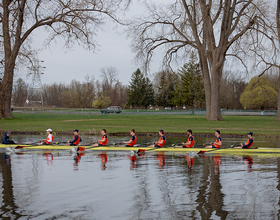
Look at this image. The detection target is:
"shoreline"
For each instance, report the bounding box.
[1,130,279,138]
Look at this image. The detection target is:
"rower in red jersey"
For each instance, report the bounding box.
[66,129,81,146]
[148,130,166,148]
[234,132,254,149]
[205,130,222,148]
[120,129,137,147]
[176,129,194,148]
[92,129,108,146]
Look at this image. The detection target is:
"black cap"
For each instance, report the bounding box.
[159,129,164,134]
[247,132,253,136]
[73,129,79,132]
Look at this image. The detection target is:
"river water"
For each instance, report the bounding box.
[1,135,280,219]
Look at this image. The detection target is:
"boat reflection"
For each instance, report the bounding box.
[73,152,85,170]
[99,152,107,170]
[235,155,253,172]
[43,152,53,166]
[128,153,137,170]
[156,152,165,168]
[213,154,222,175]
[185,154,194,173]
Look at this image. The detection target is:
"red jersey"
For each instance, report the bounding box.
[243,138,254,148]
[72,135,81,146]
[157,135,166,147]
[185,135,194,148]
[128,135,137,147]
[100,134,108,146]
[214,136,222,148]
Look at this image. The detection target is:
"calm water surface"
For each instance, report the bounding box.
[1,135,280,219]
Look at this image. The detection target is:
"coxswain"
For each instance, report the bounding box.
[1,132,15,144]
[205,130,222,148]
[67,129,82,150]
[148,130,166,148]
[92,129,108,146]
[234,132,254,149]
[121,129,137,147]
[176,129,194,148]
[38,128,54,145]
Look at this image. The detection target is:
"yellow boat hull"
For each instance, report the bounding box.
[1,144,280,155]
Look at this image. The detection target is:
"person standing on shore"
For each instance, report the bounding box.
[205,130,222,148]
[1,132,15,144]
[176,129,194,148]
[39,129,54,145]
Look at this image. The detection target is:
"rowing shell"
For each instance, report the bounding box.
[1,144,280,155]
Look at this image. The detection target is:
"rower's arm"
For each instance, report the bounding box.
[70,135,78,144]
[157,137,165,144]
[99,136,106,143]
[214,139,222,146]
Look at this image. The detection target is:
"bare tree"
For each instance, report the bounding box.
[128,0,273,120]
[0,0,130,118]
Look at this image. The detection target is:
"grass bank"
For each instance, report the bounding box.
[1,114,279,137]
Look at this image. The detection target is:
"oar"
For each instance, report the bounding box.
[54,141,68,145]
[197,144,237,155]
[71,142,118,153]
[6,144,38,152]
[14,143,40,149]
[172,143,208,147]
[136,144,175,155]
[112,142,123,146]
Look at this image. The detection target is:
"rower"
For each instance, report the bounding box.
[205,130,222,148]
[148,130,166,148]
[1,132,15,144]
[234,132,254,149]
[92,129,108,146]
[176,129,194,148]
[121,129,137,147]
[66,129,82,150]
[38,129,54,145]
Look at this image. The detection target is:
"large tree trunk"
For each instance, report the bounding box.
[3,67,14,119]
[199,51,223,121]
[199,54,212,120]
[0,66,15,119]
[276,0,280,121]
[276,69,280,121]
[209,66,223,121]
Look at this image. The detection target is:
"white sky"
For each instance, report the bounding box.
[16,0,178,86]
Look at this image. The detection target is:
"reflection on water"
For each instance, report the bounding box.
[1,136,280,219]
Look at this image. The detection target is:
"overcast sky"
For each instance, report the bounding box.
[16,1,180,86]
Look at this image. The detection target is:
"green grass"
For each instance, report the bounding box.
[1,114,280,136]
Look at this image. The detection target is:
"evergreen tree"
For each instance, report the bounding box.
[156,70,177,108]
[172,53,205,109]
[127,69,154,109]
[142,77,155,109]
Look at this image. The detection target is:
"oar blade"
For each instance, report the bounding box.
[15,145,26,149]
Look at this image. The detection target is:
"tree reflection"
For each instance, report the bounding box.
[196,155,228,219]
[0,153,21,219]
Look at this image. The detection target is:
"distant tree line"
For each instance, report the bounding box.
[12,61,280,111]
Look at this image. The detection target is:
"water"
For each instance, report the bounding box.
[1,135,280,219]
